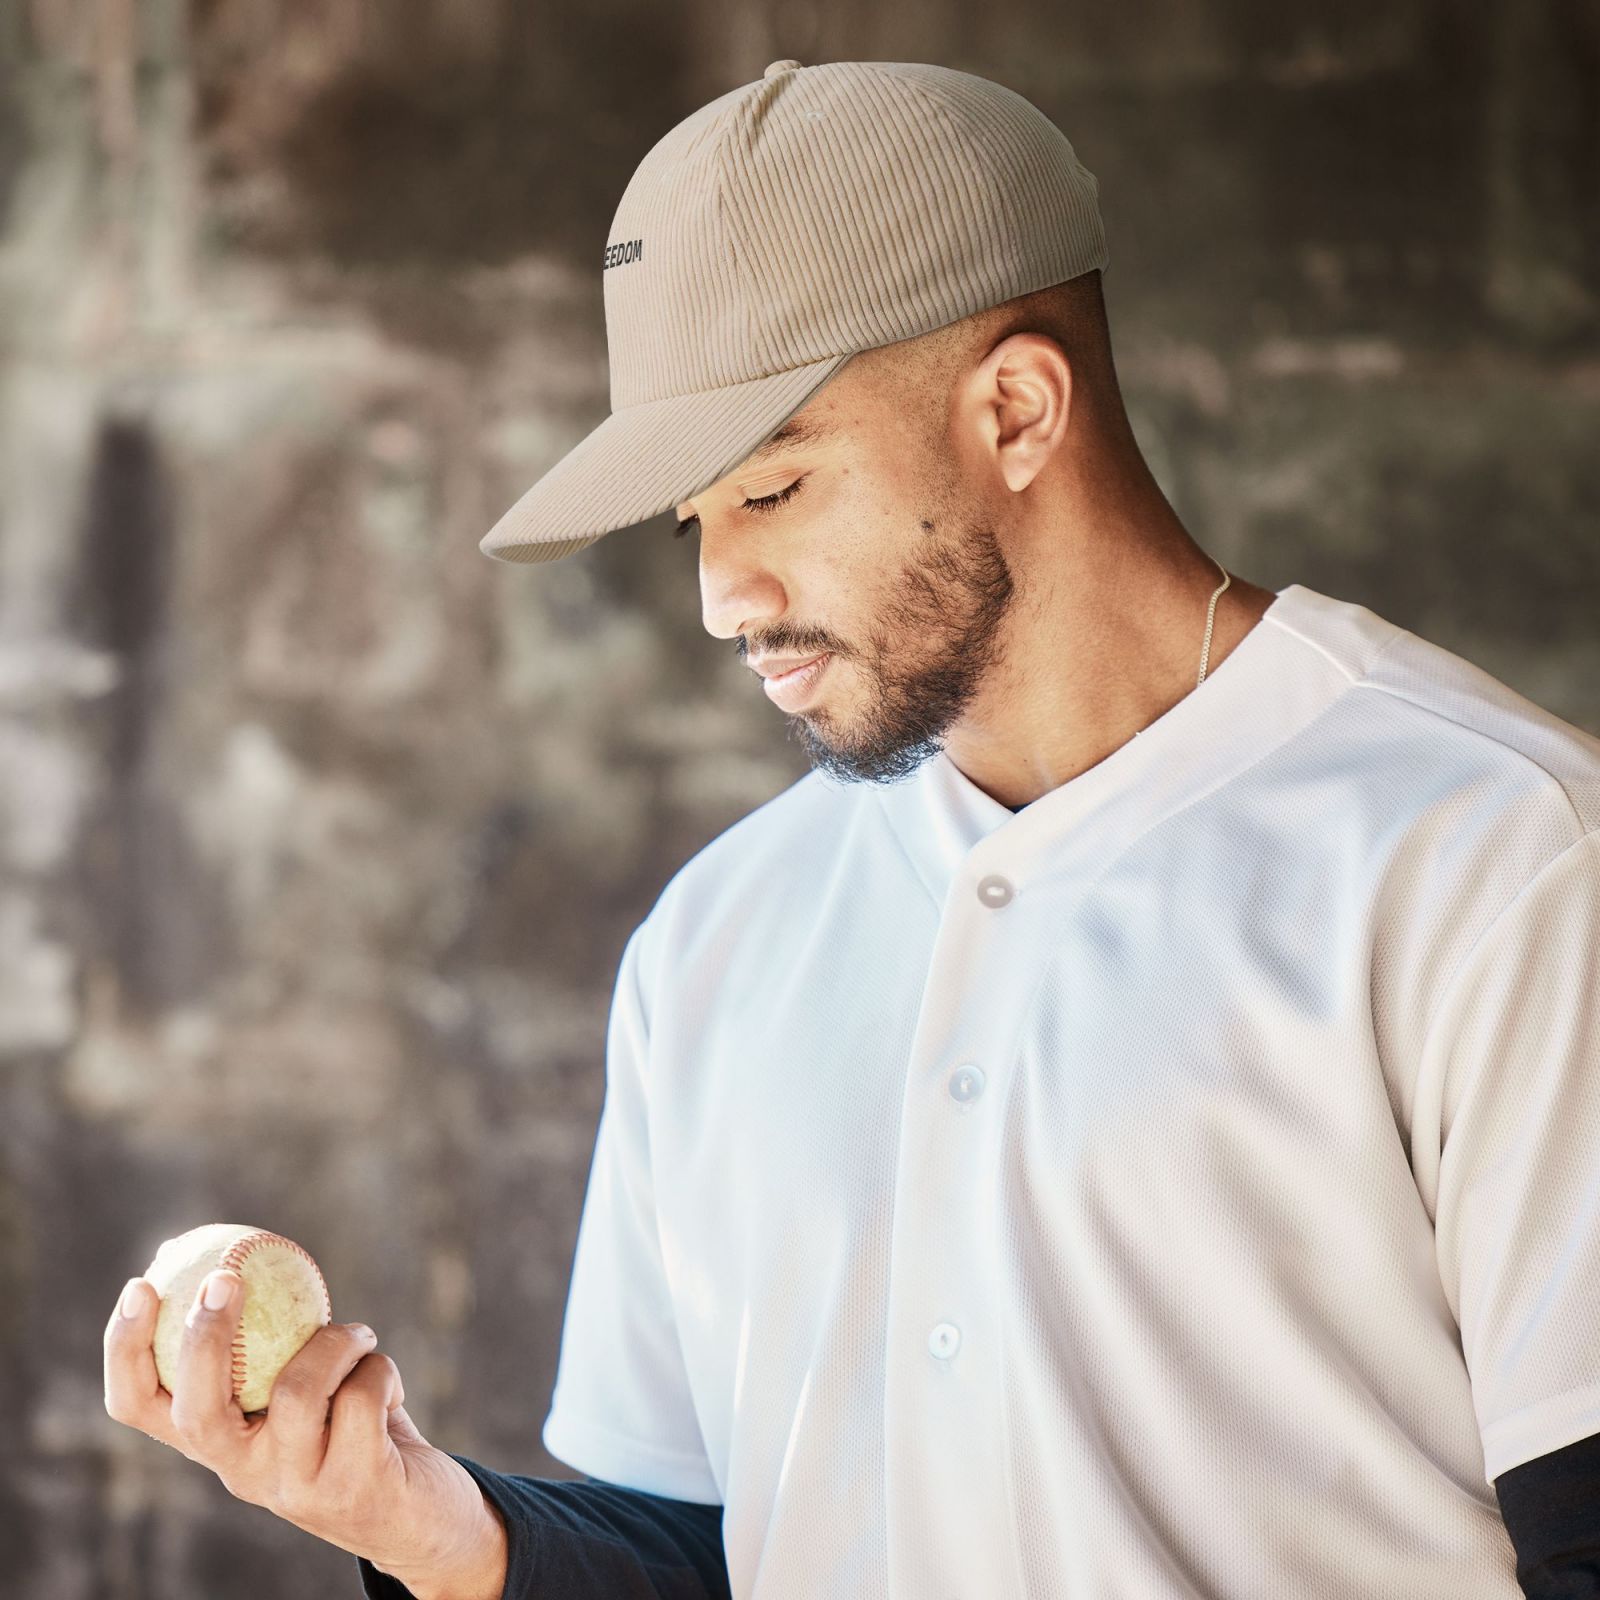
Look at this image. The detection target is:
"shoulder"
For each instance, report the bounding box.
[1265,588,1600,890]
[1297,597,1600,1077]
[1354,616,1600,835]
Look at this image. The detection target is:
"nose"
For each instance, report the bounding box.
[698,535,788,643]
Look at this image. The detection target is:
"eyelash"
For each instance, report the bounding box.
[673,477,806,539]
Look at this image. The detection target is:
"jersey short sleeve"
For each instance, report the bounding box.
[1427,829,1600,1487]
[540,912,722,1504]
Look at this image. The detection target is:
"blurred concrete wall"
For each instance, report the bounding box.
[1,1,1596,1595]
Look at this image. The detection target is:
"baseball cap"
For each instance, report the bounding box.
[479,58,1109,565]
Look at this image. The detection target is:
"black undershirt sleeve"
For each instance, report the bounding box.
[355,1453,730,1600]
[1494,1429,1600,1598]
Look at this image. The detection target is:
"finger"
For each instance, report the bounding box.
[168,1270,252,1459]
[103,1277,182,1449]
[322,1351,407,1478]
[267,1322,380,1479]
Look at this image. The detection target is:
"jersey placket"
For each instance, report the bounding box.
[882,838,1049,1599]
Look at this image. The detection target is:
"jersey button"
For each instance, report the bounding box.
[949,1063,986,1102]
[976,873,1014,907]
[928,1321,962,1360]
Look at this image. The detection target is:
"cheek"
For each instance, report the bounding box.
[795,477,919,635]
[819,478,924,576]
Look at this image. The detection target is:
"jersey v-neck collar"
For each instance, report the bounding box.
[868,582,1405,910]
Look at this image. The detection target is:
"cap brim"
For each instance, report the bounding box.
[479,350,855,564]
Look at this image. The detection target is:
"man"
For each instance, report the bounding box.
[105,59,1600,1600]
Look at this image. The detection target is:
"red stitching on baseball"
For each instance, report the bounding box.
[216,1231,332,1409]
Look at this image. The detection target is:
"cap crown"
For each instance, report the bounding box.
[602,61,1108,409]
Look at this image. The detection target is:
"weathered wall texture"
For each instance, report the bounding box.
[1,1,1595,1594]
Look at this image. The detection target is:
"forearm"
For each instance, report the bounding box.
[356,1454,730,1600]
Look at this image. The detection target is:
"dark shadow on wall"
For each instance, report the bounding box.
[192,0,697,273]
[64,414,239,1019]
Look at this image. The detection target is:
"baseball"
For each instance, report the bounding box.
[143,1223,333,1414]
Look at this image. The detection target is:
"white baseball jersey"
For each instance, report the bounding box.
[540,581,1600,1598]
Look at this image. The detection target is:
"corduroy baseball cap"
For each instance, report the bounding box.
[479,58,1108,565]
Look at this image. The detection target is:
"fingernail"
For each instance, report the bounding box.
[202,1271,237,1311]
[119,1279,146,1318]
[351,1324,375,1342]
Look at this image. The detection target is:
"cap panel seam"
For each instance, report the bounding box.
[711,89,760,377]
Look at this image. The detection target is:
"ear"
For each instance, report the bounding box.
[970,331,1074,496]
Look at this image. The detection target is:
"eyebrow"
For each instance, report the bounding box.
[740,413,832,468]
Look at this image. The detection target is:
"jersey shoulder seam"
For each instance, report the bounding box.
[1347,656,1592,838]
[1260,606,1401,685]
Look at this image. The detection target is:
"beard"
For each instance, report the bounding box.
[785,510,1016,786]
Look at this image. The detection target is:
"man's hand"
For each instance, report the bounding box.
[103,1270,507,1600]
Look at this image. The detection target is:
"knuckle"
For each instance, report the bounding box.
[332,1350,388,1402]
[283,1325,345,1378]
[267,1363,315,1403]
[287,1324,376,1383]
[340,1325,379,1364]
[361,1350,398,1383]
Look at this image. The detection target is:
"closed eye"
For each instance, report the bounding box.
[673,477,807,539]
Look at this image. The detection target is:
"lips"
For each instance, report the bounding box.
[753,652,829,679]
[762,651,832,710]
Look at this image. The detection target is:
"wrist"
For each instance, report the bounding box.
[383,1489,509,1600]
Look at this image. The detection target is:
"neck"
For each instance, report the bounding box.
[941,514,1278,811]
